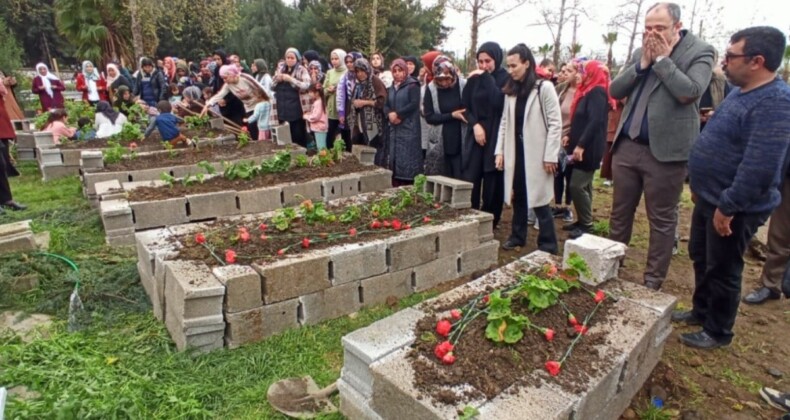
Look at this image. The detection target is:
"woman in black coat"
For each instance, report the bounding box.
[384,59,423,186]
[566,60,614,239]
[423,56,466,179]
[461,41,509,227]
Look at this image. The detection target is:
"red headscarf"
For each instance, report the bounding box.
[570,60,616,120]
[421,51,441,83]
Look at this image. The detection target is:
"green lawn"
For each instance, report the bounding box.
[0,162,434,419]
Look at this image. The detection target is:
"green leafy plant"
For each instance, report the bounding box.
[413,174,434,204]
[338,205,361,224]
[514,273,578,313]
[184,115,211,129]
[314,148,334,167]
[159,172,176,188]
[459,406,480,420]
[564,252,592,279]
[485,290,529,344]
[162,142,179,159]
[330,139,345,162]
[102,141,125,164]
[271,208,298,231]
[197,160,216,175]
[223,161,258,180]
[294,154,309,168]
[260,151,291,173]
[369,198,394,220]
[298,199,336,225]
[109,122,143,143]
[121,103,148,126]
[65,101,95,125]
[395,188,413,211]
[33,111,50,130]
[236,130,251,149]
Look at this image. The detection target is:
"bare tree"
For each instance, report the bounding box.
[611,0,647,64]
[685,0,727,49]
[450,0,529,69]
[129,0,144,61]
[529,0,584,65]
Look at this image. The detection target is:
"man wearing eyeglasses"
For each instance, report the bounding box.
[673,26,790,349]
[608,2,715,291]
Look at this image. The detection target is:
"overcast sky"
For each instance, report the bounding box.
[435,0,790,63]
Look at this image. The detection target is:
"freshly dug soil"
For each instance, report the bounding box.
[128,157,374,202]
[97,141,282,173]
[174,197,469,267]
[56,128,229,150]
[410,275,618,405]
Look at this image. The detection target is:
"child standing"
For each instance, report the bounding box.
[244,90,272,141]
[304,85,328,150]
[144,100,191,147]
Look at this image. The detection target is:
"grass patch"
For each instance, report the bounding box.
[637,404,673,420]
[591,219,610,236]
[719,368,761,394]
[1,162,441,418]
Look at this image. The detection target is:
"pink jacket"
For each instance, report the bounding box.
[44,120,76,144]
[304,98,328,133]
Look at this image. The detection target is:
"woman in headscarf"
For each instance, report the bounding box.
[348,58,387,164]
[32,63,66,112]
[370,52,393,88]
[211,49,246,127]
[564,60,615,239]
[384,58,422,186]
[163,57,177,84]
[175,61,192,90]
[420,51,442,170]
[402,56,420,78]
[336,51,363,151]
[460,41,509,228]
[323,49,347,149]
[0,73,25,213]
[423,55,467,179]
[106,63,132,102]
[252,59,272,97]
[0,71,24,121]
[272,47,312,147]
[308,60,325,89]
[176,86,205,118]
[76,60,108,105]
[203,65,269,139]
[94,100,128,138]
[302,50,329,73]
[113,85,136,113]
[494,43,561,254]
[553,60,582,222]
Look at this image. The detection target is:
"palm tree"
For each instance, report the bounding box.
[602,32,618,69]
[54,0,133,65]
[537,43,554,61]
[568,43,583,59]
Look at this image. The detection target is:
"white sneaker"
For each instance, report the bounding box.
[533,220,540,230]
[603,180,612,187]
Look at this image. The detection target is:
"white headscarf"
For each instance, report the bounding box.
[330,49,348,71]
[82,60,100,81]
[35,63,59,98]
[106,63,120,85]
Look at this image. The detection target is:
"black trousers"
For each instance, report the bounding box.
[509,136,558,254]
[689,198,769,341]
[282,118,307,148]
[444,154,462,179]
[481,171,504,228]
[0,140,14,204]
[327,119,347,150]
[554,164,573,205]
[245,110,259,140]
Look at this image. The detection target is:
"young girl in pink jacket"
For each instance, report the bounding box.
[304,85,329,150]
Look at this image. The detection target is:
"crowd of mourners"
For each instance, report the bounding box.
[3,3,790,414]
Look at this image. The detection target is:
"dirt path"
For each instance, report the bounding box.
[487,182,789,419]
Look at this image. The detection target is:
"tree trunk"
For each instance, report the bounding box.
[130,0,145,62]
[552,0,567,65]
[625,0,643,64]
[369,0,378,53]
[469,0,480,72]
[607,45,613,68]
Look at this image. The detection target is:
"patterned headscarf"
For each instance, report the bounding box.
[353,58,373,81]
[432,55,457,87]
[82,60,100,82]
[308,60,324,81]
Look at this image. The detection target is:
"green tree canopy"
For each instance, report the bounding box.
[0,18,23,73]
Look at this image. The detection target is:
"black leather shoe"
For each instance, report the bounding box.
[562,222,580,231]
[2,201,26,211]
[644,280,662,291]
[670,310,702,326]
[742,287,781,305]
[568,224,592,239]
[501,239,524,251]
[680,330,729,349]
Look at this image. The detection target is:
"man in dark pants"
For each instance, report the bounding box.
[673,26,790,349]
[608,3,715,290]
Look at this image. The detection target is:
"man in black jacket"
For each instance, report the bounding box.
[133,57,167,106]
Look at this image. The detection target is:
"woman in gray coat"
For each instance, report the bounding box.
[384,59,423,186]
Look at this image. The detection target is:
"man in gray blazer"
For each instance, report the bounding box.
[609,2,715,290]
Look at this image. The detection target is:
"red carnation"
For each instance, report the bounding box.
[568,314,579,326]
[594,290,606,303]
[241,126,249,132]
[434,203,441,209]
[546,264,558,276]
[260,234,268,241]
[195,233,206,244]
[436,319,452,337]
[450,309,462,320]
[433,341,454,359]
[441,353,456,365]
[239,231,251,243]
[258,223,268,231]
[370,220,382,229]
[302,237,311,249]
[225,249,237,264]
[545,360,562,376]
[277,249,285,256]
[574,324,588,335]
[383,220,391,228]
[423,216,431,223]
[349,227,357,236]
[404,224,411,230]
[544,328,555,342]
[482,295,490,304]
[392,219,402,231]
[128,142,138,150]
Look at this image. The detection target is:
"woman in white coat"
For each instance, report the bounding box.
[494,44,562,254]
